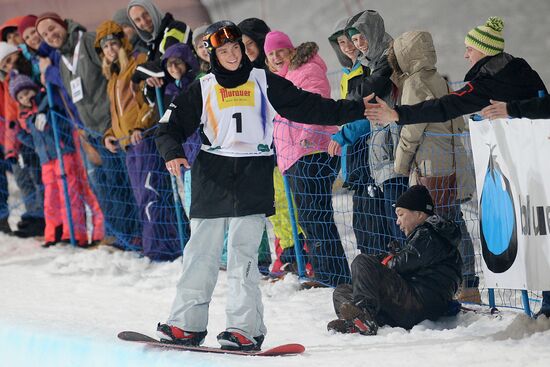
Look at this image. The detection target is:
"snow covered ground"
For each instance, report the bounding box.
[1,238,550,367]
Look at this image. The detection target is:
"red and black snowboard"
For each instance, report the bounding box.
[117,331,305,357]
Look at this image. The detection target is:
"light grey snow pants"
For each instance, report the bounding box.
[167,215,267,338]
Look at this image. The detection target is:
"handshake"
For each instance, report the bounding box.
[362,93,398,126]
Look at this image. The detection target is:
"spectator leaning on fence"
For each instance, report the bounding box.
[17,15,42,80]
[328,185,462,336]
[346,10,409,245]
[0,41,45,238]
[365,17,547,126]
[388,31,478,303]
[127,0,193,101]
[36,12,141,248]
[237,19,303,277]
[95,20,186,261]
[327,15,388,255]
[10,72,90,248]
[154,20,367,350]
[112,8,148,56]
[37,41,106,247]
[264,30,346,287]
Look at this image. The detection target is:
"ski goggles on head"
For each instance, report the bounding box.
[203,25,242,53]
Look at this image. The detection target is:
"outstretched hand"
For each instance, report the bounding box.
[363,93,398,126]
[327,140,342,157]
[480,100,509,120]
[166,158,190,175]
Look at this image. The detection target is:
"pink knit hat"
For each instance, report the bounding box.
[264,31,294,54]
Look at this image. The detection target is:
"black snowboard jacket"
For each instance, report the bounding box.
[508,94,550,119]
[387,215,463,306]
[155,69,365,219]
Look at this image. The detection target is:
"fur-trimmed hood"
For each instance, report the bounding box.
[289,41,319,71]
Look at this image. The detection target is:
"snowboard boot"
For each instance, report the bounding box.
[327,318,359,334]
[339,303,378,336]
[156,323,207,346]
[217,331,264,351]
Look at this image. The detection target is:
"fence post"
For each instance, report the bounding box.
[155,87,187,257]
[521,290,532,317]
[282,174,305,278]
[45,82,76,247]
[488,288,496,309]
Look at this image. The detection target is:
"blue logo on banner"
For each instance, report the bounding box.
[479,147,518,273]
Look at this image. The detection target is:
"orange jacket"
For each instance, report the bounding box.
[2,75,22,159]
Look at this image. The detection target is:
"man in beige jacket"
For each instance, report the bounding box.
[387,31,478,303]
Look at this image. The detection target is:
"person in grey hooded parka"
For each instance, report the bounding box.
[347,10,408,242]
[328,16,389,254]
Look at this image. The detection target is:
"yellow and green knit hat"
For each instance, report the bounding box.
[465,17,504,56]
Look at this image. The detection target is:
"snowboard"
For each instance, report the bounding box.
[117,331,305,356]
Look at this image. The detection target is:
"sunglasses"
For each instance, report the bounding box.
[203,25,242,53]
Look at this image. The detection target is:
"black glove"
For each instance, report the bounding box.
[386,240,401,254]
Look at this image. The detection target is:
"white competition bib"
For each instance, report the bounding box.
[199,69,276,157]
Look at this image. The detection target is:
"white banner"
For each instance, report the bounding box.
[470,118,550,290]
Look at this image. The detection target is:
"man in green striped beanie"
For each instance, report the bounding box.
[464,16,505,66]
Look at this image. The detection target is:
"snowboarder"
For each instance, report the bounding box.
[154,20,366,351]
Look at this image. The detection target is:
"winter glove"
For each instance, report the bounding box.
[386,240,401,254]
[35,113,48,132]
[375,240,401,267]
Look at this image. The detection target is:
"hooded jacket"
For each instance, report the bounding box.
[328,16,364,100]
[392,31,475,201]
[103,52,156,149]
[348,10,401,186]
[238,18,270,69]
[161,43,201,164]
[273,42,339,173]
[58,19,111,135]
[127,0,193,63]
[389,215,462,308]
[350,11,393,71]
[155,41,365,219]
[161,43,199,102]
[112,8,148,55]
[395,52,547,125]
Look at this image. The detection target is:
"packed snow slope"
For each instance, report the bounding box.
[1,239,550,367]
